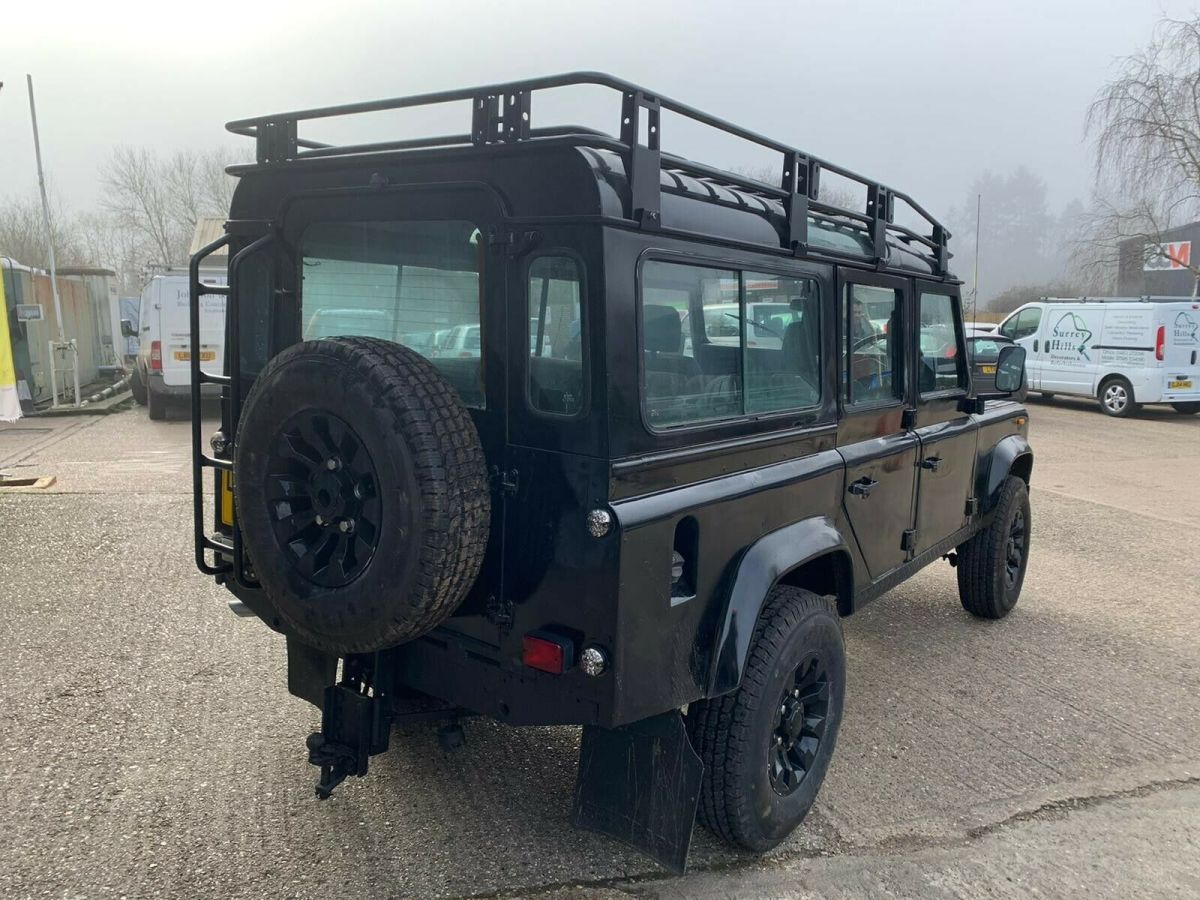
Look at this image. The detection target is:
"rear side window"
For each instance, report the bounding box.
[528,256,584,416]
[639,261,821,428]
[300,219,484,408]
[843,284,902,405]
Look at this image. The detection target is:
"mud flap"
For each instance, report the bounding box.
[572,710,704,873]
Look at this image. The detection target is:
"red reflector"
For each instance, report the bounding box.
[1156,325,1166,361]
[150,340,163,371]
[945,345,957,359]
[523,633,570,674]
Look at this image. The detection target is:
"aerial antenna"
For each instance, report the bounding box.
[972,192,982,323]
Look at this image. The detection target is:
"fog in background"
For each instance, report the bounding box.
[0,0,1194,305]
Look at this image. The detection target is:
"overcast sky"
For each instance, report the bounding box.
[1,0,1195,233]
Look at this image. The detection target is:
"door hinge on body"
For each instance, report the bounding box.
[900,528,916,555]
[488,227,542,257]
[490,466,520,497]
[965,497,979,517]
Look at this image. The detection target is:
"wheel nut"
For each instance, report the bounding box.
[339,519,355,534]
[315,514,325,526]
[792,689,800,698]
[326,457,341,471]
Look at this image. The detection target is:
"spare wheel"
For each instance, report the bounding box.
[233,336,491,654]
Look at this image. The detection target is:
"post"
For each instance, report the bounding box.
[972,193,982,322]
[27,74,78,406]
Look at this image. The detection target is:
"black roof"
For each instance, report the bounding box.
[224,72,954,280]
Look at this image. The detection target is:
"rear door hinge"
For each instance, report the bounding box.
[490,466,520,497]
[965,497,979,517]
[900,528,917,555]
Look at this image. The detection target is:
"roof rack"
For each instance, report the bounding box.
[226,72,951,276]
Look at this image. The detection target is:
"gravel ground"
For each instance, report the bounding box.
[0,397,1197,898]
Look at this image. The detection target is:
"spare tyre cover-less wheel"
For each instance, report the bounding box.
[234,337,491,654]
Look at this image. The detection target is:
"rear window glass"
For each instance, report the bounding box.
[300,220,484,408]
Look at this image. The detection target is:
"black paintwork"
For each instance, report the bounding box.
[191,73,1032,736]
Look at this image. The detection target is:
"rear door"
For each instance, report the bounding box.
[163,274,226,388]
[836,272,918,580]
[1164,303,1200,397]
[278,184,509,645]
[912,286,976,555]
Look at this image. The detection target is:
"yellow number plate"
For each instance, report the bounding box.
[220,470,235,527]
[174,350,217,362]
[1169,379,1193,389]
[981,365,996,375]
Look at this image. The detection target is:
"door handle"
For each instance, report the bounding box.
[848,477,878,498]
[921,456,942,471]
[1033,339,1039,353]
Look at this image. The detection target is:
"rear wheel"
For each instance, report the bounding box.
[1171,402,1200,414]
[1039,392,1055,400]
[688,587,845,852]
[1099,377,1138,417]
[130,367,147,406]
[957,475,1030,619]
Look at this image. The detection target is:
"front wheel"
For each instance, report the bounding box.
[688,587,845,852]
[957,475,1031,619]
[1172,402,1200,415]
[1099,377,1139,417]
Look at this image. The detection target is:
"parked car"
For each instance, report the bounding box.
[997,297,1200,416]
[188,73,1032,872]
[131,269,225,420]
[968,333,1027,401]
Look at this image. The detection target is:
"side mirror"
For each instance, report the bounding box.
[120,318,137,338]
[994,345,1027,393]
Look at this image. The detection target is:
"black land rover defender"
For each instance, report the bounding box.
[189,73,1032,872]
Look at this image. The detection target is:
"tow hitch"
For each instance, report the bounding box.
[304,652,469,799]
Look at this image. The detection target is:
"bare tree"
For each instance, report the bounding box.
[0,193,87,268]
[100,146,240,268]
[1084,14,1200,292]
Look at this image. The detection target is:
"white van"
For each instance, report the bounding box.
[131,269,226,419]
[997,297,1200,416]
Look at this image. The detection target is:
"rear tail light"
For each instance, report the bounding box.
[944,345,957,359]
[522,631,575,675]
[150,340,162,371]
[1156,325,1166,361]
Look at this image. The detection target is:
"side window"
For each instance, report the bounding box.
[998,313,1018,339]
[1015,307,1043,339]
[843,284,902,405]
[743,272,821,414]
[639,262,822,428]
[641,262,739,427]
[527,256,584,416]
[918,292,967,394]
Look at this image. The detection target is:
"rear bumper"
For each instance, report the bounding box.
[147,372,222,399]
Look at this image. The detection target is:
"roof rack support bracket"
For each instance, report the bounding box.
[783,152,819,254]
[867,185,894,266]
[621,91,662,229]
[257,120,298,165]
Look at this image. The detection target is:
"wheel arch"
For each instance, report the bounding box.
[978,434,1033,514]
[705,516,853,698]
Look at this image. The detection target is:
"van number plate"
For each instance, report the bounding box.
[174,350,217,362]
[1169,379,1193,389]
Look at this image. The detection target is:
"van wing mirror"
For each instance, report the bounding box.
[994,345,1027,393]
[120,318,137,338]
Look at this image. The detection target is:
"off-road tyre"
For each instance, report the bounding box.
[1098,376,1139,417]
[234,337,490,654]
[957,475,1030,619]
[687,587,845,852]
[130,368,147,406]
[147,386,167,420]
[1171,402,1200,414]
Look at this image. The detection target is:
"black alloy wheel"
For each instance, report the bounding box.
[1004,507,1026,591]
[266,411,382,588]
[768,655,830,797]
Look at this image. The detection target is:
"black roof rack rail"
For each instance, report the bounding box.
[226,72,951,276]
